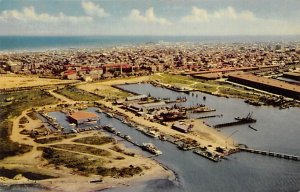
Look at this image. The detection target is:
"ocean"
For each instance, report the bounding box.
[0,35,299,52]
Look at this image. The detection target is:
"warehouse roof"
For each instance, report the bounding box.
[69,111,98,121]
[228,74,300,93]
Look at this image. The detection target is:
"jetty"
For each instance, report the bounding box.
[193,149,221,162]
[239,147,300,161]
[214,112,256,128]
[197,114,222,119]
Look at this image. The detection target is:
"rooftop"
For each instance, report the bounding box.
[69,111,98,121]
[229,73,300,93]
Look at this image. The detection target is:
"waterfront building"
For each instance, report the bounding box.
[228,73,300,99]
[68,111,99,125]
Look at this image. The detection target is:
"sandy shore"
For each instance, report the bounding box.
[1,97,175,192]
[0,74,77,89]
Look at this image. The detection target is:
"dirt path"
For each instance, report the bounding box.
[48,89,76,104]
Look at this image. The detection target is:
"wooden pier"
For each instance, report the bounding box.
[239,147,300,161]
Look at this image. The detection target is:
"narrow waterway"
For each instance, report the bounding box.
[103,83,300,192]
[2,83,299,192]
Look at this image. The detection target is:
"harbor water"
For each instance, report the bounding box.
[105,83,300,192]
[2,83,300,192]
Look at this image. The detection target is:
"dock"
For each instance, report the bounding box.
[214,112,256,128]
[193,149,221,162]
[239,147,300,161]
[197,114,222,119]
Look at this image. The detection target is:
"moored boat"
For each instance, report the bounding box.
[142,143,162,155]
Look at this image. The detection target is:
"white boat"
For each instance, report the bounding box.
[143,130,159,138]
[106,113,114,118]
[124,135,132,141]
[142,143,162,155]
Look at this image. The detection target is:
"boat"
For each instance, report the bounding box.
[127,122,134,127]
[234,112,256,122]
[142,143,162,155]
[177,143,190,151]
[106,113,114,118]
[158,134,167,141]
[103,125,116,133]
[71,129,78,133]
[248,125,258,131]
[143,130,159,138]
[193,149,220,162]
[84,119,98,124]
[124,135,132,141]
[215,112,257,128]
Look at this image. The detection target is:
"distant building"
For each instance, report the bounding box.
[193,73,222,80]
[125,94,148,101]
[68,111,99,125]
[172,122,193,133]
[228,73,300,99]
[283,72,300,81]
[62,70,77,80]
[7,61,21,73]
[102,64,133,74]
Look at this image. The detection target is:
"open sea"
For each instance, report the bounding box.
[0,35,299,52]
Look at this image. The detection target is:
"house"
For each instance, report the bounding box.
[63,70,77,80]
[68,111,99,125]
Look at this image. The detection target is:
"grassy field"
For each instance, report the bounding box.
[218,87,260,99]
[93,87,131,100]
[0,89,59,160]
[73,136,115,145]
[151,73,220,90]
[152,73,261,99]
[40,147,142,177]
[34,135,76,144]
[51,144,111,156]
[0,75,77,89]
[54,86,102,101]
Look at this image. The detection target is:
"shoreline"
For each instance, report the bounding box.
[0,97,176,192]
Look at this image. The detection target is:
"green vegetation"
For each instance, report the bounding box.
[94,87,131,100]
[151,73,193,85]
[110,145,135,157]
[26,111,38,120]
[218,87,260,99]
[34,135,76,144]
[0,89,59,160]
[0,167,56,180]
[40,147,142,177]
[152,73,220,92]
[19,116,29,124]
[73,136,114,145]
[40,147,106,173]
[55,85,102,101]
[152,73,261,100]
[51,144,111,156]
[191,83,218,92]
[96,166,142,177]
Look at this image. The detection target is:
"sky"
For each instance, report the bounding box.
[0,0,299,36]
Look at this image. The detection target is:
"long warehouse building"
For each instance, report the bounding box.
[228,74,300,100]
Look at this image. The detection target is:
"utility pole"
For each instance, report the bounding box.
[225,130,239,148]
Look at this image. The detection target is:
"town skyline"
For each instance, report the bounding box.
[0,0,300,36]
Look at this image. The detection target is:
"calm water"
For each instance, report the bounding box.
[109,83,300,192]
[1,35,300,52]
[1,83,300,192]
